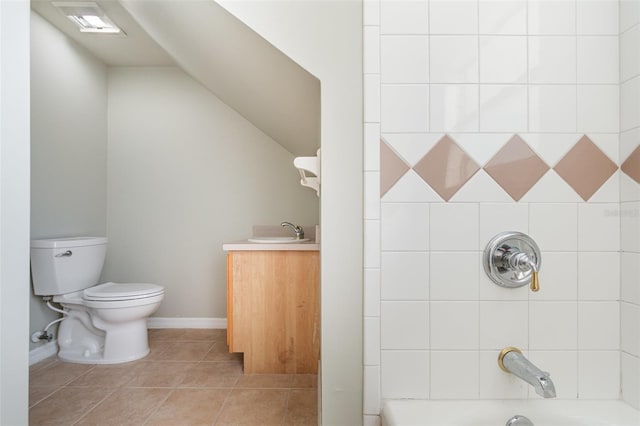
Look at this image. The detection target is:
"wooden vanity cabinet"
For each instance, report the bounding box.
[226,250,319,374]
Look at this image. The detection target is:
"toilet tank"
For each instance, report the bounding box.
[30,237,108,296]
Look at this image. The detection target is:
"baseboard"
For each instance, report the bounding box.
[147,317,227,329]
[29,340,58,366]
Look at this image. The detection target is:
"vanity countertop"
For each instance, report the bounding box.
[222,239,319,251]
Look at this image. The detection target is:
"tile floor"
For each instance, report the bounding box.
[29,329,317,425]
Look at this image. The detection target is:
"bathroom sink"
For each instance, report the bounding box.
[248,237,311,243]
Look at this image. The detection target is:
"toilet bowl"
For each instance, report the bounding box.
[30,237,165,364]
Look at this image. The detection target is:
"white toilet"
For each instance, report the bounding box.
[30,237,164,364]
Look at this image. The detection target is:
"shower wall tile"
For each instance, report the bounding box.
[380,350,429,398]
[380,36,429,84]
[363,0,380,26]
[621,201,640,252]
[430,252,478,300]
[622,353,640,410]
[528,0,576,35]
[364,26,380,75]
[429,203,479,250]
[364,268,381,317]
[621,25,640,82]
[578,351,621,399]
[430,302,479,350]
[577,37,619,83]
[528,36,577,84]
[381,203,429,251]
[364,220,380,269]
[430,351,479,399]
[479,301,528,350]
[380,84,429,133]
[529,85,577,132]
[578,252,620,301]
[621,77,640,132]
[578,302,620,350]
[620,0,640,33]
[479,36,527,83]
[364,124,381,171]
[364,74,381,123]
[479,85,528,132]
[528,351,578,399]
[529,302,578,350]
[363,366,381,415]
[381,301,429,350]
[578,203,620,251]
[430,36,478,83]
[381,252,429,300]
[429,0,478,35]
[364,414,382,426]
[364,317,381,365]
[529,203,578,251]
[621,252,640,305]
[364,172,380,219]
[622,302,640,357]
[577,85,620,133]
[478,0,527,35]
[577,1,618,35]
[429,84,479,132]
[379,0,428,35]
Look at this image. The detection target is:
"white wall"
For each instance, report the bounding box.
[218,2,364,423]
[0,0,30,423]
[105,67,319,319]
[30,11,108,349]
[620,0,640,409]
[364,0,624,419]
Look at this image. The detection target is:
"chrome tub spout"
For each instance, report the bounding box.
[499,347,556,398]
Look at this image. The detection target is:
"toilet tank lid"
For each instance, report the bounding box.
[31,237,108,249]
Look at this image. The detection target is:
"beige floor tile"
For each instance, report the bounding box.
[151,341,213,361]
[30,357,58,375]
[215,389,288,425]
[180,328,224,341]
[29,386,60,408]
[147,340,173,360]
[284,389,318,425]
[179,362,242,388]
[203,342,243,363]
[29,386,111,425]
[75,387,170,426]
[29,360,95,387]
[125,361,196,388]
[145,388,230,426]
[235,374,292,388]
[68,361,144,387]
[291,374,318,389]
[148,329,187,341]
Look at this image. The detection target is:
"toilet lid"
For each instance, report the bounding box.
[83,282,164,301]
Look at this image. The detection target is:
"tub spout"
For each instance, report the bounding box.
[499,347,556,398]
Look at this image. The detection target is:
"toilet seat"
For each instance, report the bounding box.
[84,282,164,302]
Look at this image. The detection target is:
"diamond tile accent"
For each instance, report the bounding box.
[484,135,549,201]
[621,145,640,184]
[380,138,410,197]
[554,135,618,201]
[413,135,480,201]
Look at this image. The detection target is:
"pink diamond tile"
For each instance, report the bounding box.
[380,138,410,197]
[622,145,640,184]
[554,135,618,201]
[413,135,480,201]
[484,135,549,201]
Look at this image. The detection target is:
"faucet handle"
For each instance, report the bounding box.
[530,270,540,292]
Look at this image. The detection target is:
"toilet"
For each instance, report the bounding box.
[30,237,164,364]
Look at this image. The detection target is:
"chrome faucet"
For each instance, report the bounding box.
[281,222,304,240]
[499,347,556,398]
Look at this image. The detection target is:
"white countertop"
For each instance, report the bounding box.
[222,239,320,251]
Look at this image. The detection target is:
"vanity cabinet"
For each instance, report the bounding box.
[226,250,319,374]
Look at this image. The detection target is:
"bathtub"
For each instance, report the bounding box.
[381,400,640,426]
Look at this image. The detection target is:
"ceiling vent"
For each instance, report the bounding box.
[52,1,125,35]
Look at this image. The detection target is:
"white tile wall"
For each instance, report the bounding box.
[363,0,635,414]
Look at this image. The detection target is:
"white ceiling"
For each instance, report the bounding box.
[31,0,321,157]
